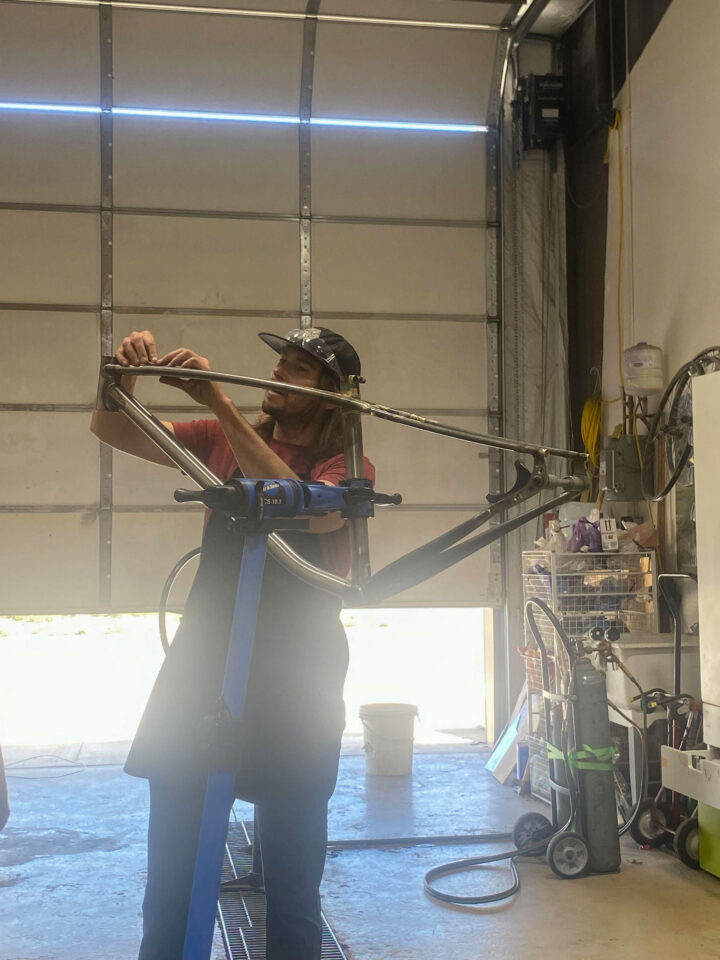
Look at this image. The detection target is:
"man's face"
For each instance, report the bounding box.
[262,346,327,423]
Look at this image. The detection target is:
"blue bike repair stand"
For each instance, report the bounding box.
[177,477,375,960]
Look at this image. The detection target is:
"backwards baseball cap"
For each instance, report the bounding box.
[258,326,361,384]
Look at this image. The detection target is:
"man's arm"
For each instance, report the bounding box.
[92,333,344,532]
[160,350,346,534]
[90,331,179,468]
[212,396,346,533]
[90,378,179,467]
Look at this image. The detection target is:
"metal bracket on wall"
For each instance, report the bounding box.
[485,10,517,608]
[485,127,504,605]
[486,29,513,129]
[99,2,114,606]
[299,0,320,330]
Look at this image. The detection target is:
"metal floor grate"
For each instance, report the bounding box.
[217,820,348,960]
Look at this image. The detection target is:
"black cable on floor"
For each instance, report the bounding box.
[423,835,553,905]
[327,831,512,851]
[325,830,549,906]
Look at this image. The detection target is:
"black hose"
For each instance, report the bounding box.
[525,601,651,834]
[158,547,201,654]
[424,836,518,905]
[329,832,511,851]
[525,596,575,663]
[424,833,562,906]
[524,597,580,823]
[607,698,648,834]
[423,597,583,907]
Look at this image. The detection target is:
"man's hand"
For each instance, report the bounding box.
[92,328,181,468]
[114,330,160,390]
[157,348,227,410]
[116,330,160,366]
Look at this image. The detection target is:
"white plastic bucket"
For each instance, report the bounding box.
[359,703,418,775]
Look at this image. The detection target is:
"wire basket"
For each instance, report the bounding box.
[523,549,657,646]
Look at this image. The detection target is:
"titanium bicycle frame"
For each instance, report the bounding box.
[98,360,589,603]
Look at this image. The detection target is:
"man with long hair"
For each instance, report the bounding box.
[91,326,374,960]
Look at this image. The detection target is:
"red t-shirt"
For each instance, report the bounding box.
[172,418,375,577]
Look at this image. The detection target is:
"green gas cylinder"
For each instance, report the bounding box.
[572,658,622,873]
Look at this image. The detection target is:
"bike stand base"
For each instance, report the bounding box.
[217,821,348,960]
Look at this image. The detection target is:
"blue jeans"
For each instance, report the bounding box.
[138,774,330,960]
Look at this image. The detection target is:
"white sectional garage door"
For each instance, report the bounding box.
[0,0,514,612]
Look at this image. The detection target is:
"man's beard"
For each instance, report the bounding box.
[262,394,322,427]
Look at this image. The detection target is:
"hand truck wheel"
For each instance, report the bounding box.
[546,831,590,879]
[673,816,700,870]
[512,812,554,851]
[629,798,671,848]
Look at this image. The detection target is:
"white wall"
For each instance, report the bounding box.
[601,0,720,561]
[603,0,720,407]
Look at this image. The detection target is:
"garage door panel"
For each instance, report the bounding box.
[363,416,489,505]
[111,512,204,610]
[0,514,99,612]
[113,453,184,508]
[113,216,299,311]
[114,119,298,213]
[313,129,486,220]
[313,224,485,314]
[113,11,302,113]
[349,319,487,408]
[112,412,216,506]
[0,4,99,103]
[314,23,495,124]
[0,211,99,304]
[1,414,98,505]
[0,313,99,405]
[0,115,99,205]
[369,510,491,605]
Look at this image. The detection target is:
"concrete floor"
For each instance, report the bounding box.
[1,748,719,960]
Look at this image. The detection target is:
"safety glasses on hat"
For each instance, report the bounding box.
[258,326,361,384]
